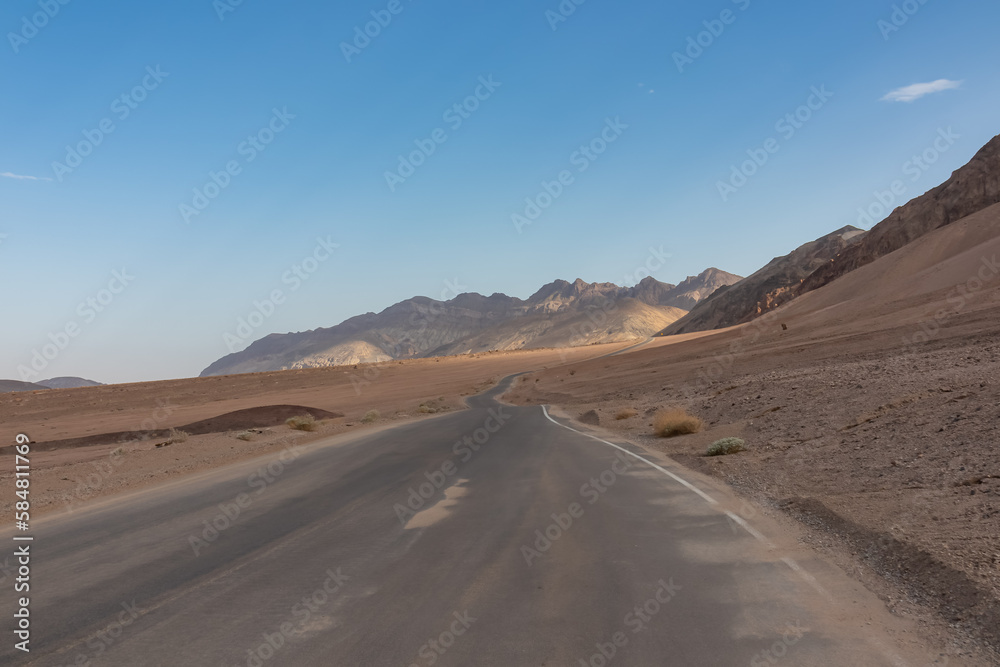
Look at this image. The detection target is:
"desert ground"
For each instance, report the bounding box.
[507,205,1000,661]
[0,344,620,519]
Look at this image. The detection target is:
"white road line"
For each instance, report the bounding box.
[539,404,909,662]
[540,405,718,505]
[780,557,833,601]
[724,511,772,547]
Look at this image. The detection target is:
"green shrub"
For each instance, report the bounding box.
[706,437,746,457]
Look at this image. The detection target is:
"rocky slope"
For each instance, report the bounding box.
[800,133,1000,294]
[660,227,865,335]
[201,269,741,376]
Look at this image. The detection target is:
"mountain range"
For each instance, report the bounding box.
[200,269,742,377]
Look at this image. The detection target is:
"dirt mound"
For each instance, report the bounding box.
[16,405,343,452]
[178,405,342,434]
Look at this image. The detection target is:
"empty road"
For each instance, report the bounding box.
[4,377,920,666]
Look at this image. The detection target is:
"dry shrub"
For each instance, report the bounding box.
[615,408,639,420]
[286,415,317,431]
[361,409,380,424]
[167,429,189,444]
[652,408,703,438]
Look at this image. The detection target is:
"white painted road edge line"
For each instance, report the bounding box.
[724,511,773,547]
[541,405,718,506]
[540,405,911,665]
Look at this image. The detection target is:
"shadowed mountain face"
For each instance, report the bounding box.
[200,269,742,377]
[660,133,1000,337]
[800,133,1000,294]
[660,227,866,335]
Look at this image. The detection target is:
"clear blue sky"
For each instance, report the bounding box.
[3,0,999,384]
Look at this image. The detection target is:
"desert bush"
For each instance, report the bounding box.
[167,429,189,444]
[235,431,254,441]
[286,415,317,432]
[652,408,703,438]
[615,408,639,420]
[706,437,746,457]
[111,446,125,457]
[361,409,380,424]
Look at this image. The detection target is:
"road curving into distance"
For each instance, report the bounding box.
[3,375,922,666]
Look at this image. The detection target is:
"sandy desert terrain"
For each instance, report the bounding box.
[507,203,1000,660]
[0,344,621,519]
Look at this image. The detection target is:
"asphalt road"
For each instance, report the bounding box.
[4,376,913,666]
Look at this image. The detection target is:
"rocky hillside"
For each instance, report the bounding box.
[660,227,865,335]
[800,133,1000,294]
[201,269,741,377]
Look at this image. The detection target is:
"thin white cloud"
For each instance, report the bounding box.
[0,171,52,181]
[881,79,963,103]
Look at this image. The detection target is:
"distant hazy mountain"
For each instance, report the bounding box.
[660,227,866,335]
[0,380,49,393]
[0,377,103,393]
[38,377,103,389]
[201,269,742,377]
